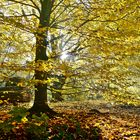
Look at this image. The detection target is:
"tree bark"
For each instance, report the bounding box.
[29,0,56,116]
[51,75,66,101]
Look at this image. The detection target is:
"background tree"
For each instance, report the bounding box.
[65,0,140,105]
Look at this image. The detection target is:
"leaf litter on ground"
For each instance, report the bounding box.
[0,100,139,139]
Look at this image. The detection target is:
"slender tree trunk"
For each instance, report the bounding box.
[51,75,66,101]
[29,0,56,116]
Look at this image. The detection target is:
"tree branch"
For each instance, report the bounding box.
[30,0,41,14]
[52,0,64,13]
[8,0,37,9]
[1,14,39,19]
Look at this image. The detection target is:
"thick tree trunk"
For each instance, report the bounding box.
[29,0,56,116]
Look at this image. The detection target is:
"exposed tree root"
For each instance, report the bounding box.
[28,103,57,118]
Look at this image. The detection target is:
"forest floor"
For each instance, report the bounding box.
[50,100,140,139]
[0,100,140,140]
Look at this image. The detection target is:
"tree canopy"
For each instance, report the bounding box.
[0,0,140,115]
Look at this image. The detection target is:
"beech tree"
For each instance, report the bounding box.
[0,0,140,116]
[0,0,87,115]
[65,0,140,105]
[58,0,140,105]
